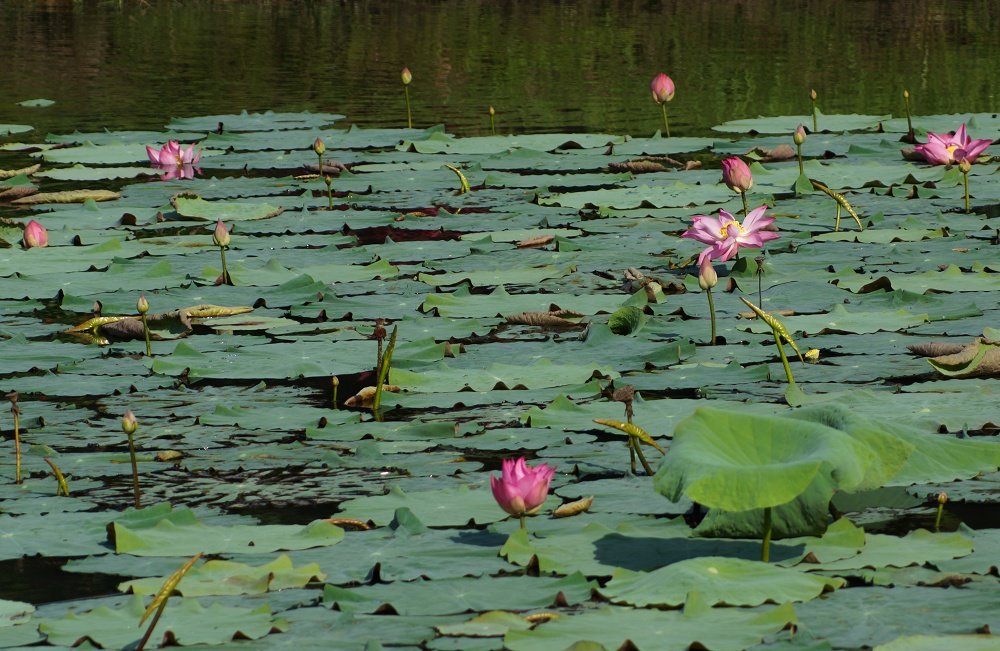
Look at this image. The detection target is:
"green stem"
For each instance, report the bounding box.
[771,325,797,389]
[796,143,804,176]
[811,100,818,132]
[326,178,334,210]
[706,288,716,345]
[740,191,749,218]
[13,409,21,485]
[490,112,495,136]
[404,86,412,129]
[628,439,637,474]
[934,501,944,532]
[136,594,169,651]
[219,246,232,285]
[519,513,526,531]
[660,103,670,138]
[140,313,152,357]
[963,170,970,214]
[632,437,654,475]
[761,506,773,562]
[904,93,913,140]
[316,152,323,177]
[834,203,842,232]
[757,271,763,312]
[127,430,141,509]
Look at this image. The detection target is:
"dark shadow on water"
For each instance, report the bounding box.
[593,533,804,571]
[451,530,509,548]
[0,556,121,604]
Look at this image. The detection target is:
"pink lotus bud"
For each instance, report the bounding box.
[490,457,556,517]
[650,73,675,104]
[721,157,753,193]
[122,411,138,436]
[22,220,48,248]
[698,258,718,290]
[212,219,231,247]
[793,124,807,146]
[136,295,149,315]
[401,67,412,85]
[313,137,326,156]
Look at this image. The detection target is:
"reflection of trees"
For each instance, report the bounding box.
[0,0,994,136]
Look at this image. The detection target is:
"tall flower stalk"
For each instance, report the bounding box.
[650,73,675,137]
[699,258,718,345]
[793,124,806,176]
[401,67,413,129]
[122,411,141,508]
[489,105,496,135]
[137,294,151,356]
[903,89,915,142]
[8,392,21,484]
[960,159,972,213]
[213,220,233,285]
[809,88,818,132]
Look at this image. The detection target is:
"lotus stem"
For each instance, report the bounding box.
[331,376,339,409]
[404,85,412,129]
[628,440,637,474]
[773,329,796,389]
[44,457,70,496]
[136,597,168,651]
[660,103,670,138]
[137,553,202,651]
[740,191,749,219]
[796,143,804,176]
[9,393,21,484]
[140,313,152,356]
[631,437,654,475]
[219,246,233,286]
[935,492,947,532]
[122,411,141,508]
[810,88,818,132]
[962,167,970,214]
[489,106,496,136]
[761,506,773,562]
[519,513,526,531]
[372,325,398,420]
[834,203,842,232]
[706,287,717,346]
[903,89,914,141]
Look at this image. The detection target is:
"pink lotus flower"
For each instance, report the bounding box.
[491,457,555,517]
[650,73,675,104]
[914,124,992,166]
[682,206,779,266]
[721,156,753,193]
[22,220,48,248]
[146,140,201,180]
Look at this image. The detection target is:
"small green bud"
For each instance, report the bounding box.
[313,137,326,156]
[401,67,412,85]
[212,219,231,247]
[122,411,138,436]
[136,294,149,315]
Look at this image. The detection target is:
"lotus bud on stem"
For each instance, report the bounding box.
[793,124,807,176]
[959,159,972,213]
[650,73,675,137]
[137,294,152,356]
[8,392,21,484]
[698,258,718,345]
[331,375,340,409]
[313,137,325,173]
[810,88,818,132]
[935,491,948,532]
[903,89,914,142]
[324,175,334,210]
[489,105,496,136]
[22,219,48,249]
[401,67,413,129]
[722,157,753,218]
[212,220,233,286]
[122,410,141,508]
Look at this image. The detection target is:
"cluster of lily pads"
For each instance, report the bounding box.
[0,96,998,650]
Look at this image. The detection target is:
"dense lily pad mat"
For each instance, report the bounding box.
[0,107,998,651]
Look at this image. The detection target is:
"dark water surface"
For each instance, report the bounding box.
[0,0,997,138]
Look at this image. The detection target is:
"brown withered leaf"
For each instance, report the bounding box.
[907,342,969,357]
[553,496,594,518]
[0,185,38,201]
[748,144,796,162]
[0,164,40,179]
[344,385,401,408]
[517,234,554,248]
[608,160,668,173]
[506,309,585,328]
[737,309,795,320]
[12,189,120,204]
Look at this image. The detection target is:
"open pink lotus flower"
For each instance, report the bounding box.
[490,457,555,517]
[914,124,992,165]
[146,140,201,180]
[682,205,779,266]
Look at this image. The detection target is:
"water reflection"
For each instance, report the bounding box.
[0,0,995,138]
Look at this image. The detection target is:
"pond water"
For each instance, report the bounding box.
[0,0,996,137]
